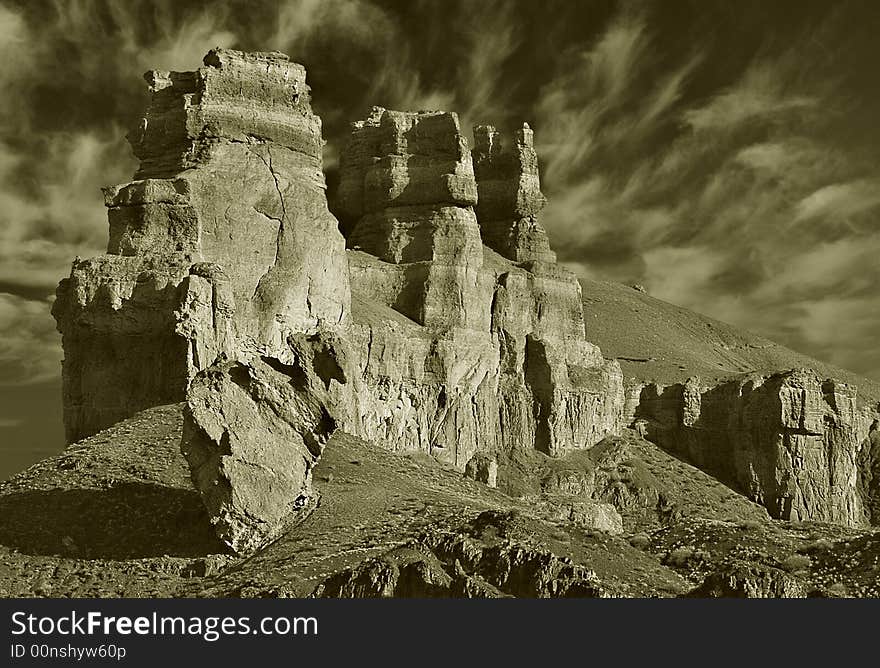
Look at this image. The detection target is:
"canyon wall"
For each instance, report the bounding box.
[53,51,624,551]
[50,48,878,550]
[634,370,877,526]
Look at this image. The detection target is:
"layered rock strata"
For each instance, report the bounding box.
[337,107,625,468]
[634,369,877,526]
[338,107,487,330]
[53,49,350,444]
[53,52,625,551]
[472,123,556,264]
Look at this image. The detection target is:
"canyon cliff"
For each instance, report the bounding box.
[48,49,878,559]
[634,370,876,526]
[52,50,625,552]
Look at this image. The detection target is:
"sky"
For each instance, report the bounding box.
[2,0,880,476]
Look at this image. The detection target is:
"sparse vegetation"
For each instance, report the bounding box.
[666,546,696,567]
[799,538,834,554]
[629,533,651,550]
[780,554,812,573]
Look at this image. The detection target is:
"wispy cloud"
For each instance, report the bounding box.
[0,293,61,386]
[681,63,817,131]
[794,179,880,223]
[1,0,879,388]
[524,4,880,379]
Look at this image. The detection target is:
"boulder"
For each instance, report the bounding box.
[465,453,498,488]
[182,334,348,554]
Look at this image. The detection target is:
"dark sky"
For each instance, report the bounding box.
[2,0,880,476]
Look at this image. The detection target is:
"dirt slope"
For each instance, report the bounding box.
[3,402,876,598]
[580,278,880,404]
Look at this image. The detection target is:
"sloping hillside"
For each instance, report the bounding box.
[580,278,880,405]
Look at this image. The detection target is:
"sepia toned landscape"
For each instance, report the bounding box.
[1,2,879,599]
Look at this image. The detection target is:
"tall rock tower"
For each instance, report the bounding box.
[336,108,625,464]
[53,49,351,443]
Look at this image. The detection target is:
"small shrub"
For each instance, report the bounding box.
[799,538,834,554]
[692,549,711,562]
[667,546,695,567]
[780,554,812,573]
[629,533,651,550]
[550,529,570,542]
[826,582,849,598]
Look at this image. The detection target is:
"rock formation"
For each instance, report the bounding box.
[52,51,624,553]
[49,48,879,559]
[338,106,624,471]
[472,123,556,264]
[634,369,876,526]
[53,49,350,446]
[52,50,354,551]
[688,561,807,598]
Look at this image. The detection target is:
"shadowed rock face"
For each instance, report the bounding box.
[472,123,556,265]
[635,369,876,526]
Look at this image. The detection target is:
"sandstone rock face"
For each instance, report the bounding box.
[859,422,880,524]
[182,334,346,554]
[337,107,478,221]
[472,123,556,264]
[635,369,876,526]
[337,106,625,466]
[53,49,350,443]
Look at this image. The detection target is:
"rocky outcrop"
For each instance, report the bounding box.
[338,107,487,330]
[16,46,880,597]
[315,511,610,598]
[859,421,880,524]
[53,49,350,444]
[688,561,808,598]
[338,108,624,469]
[182,333,348,554]
[634,369,877,526]
[472,123,556,264]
